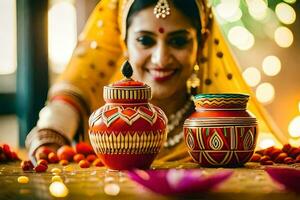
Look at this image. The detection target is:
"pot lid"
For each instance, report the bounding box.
[103,61,151,103]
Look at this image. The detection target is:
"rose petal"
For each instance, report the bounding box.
[266,167,300,192]
[176,170,233,193]
[127,169,232,195]
[128,170,171,194]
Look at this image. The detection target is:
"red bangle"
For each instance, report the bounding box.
[51,95,82,114]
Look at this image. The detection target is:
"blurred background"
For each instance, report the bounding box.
[0,0,299,149]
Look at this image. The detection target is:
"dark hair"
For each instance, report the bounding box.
[126,0,202,45]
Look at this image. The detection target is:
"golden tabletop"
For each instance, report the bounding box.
[0,159,300,200]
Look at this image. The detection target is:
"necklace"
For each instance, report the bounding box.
[164,100,194,148]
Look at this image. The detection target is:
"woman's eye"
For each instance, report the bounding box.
[168,36,190,48]
[136,36,155,47]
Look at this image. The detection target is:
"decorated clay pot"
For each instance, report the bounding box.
[184,94,258,167]
[89,61,167,170]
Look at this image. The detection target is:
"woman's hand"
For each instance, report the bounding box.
[34,144,60,161]
[26,128,68,165]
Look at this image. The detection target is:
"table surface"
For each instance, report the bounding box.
[0,160,300,200]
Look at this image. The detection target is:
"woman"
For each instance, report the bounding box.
[26,0,286,162]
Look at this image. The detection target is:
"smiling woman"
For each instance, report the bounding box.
[126,1,198,114]
[25,0,287,163]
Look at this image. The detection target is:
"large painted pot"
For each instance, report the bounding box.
[183,94,258,167]
[89,61,167,170]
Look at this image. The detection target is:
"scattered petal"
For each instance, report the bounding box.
[128,169,232,195]
[266,167,300,192]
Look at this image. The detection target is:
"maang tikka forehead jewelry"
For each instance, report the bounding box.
[153,0,170,19]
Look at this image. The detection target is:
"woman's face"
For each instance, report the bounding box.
[127,4,199,100]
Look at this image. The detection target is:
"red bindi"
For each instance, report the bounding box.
[158,27,164,34]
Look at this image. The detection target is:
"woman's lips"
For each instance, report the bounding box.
[148,69,176,82]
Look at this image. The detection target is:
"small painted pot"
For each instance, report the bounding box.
[89,61,167,170]
[184,94,258,167]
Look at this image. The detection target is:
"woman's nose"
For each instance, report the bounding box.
[151,43,172,67]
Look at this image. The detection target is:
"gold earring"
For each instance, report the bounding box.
[187,64,201,96]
